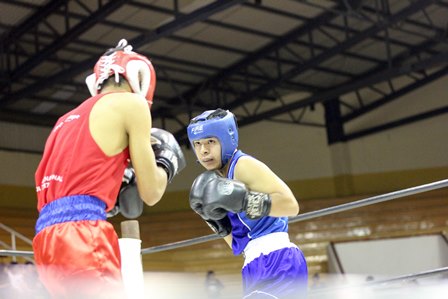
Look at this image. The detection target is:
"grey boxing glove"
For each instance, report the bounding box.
[190,171,231,237]
[151,128,186,183]
[202,176,272,220]
[107,167,144,219]
[189,171,220,217]
[205,218,232,237]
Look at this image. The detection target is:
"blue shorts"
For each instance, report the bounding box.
[241,233,308,298]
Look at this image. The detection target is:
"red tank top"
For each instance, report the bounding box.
[35,93,130,212]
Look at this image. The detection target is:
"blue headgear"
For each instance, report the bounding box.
[187,109,238,167]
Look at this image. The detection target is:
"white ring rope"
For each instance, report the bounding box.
[289,178,448,223]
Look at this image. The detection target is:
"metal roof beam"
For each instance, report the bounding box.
[341,66,448,122]
[129,0,246,48]
[168,0,435,118]
[1,0,128,91]
[0,0,245,107]
[170,0,436,142]
[237,51,448,128]
[163,2,345,117]
[1,0,68,46]
[344,105,448,141]
[173,48,448,144]
[224,0,436,111]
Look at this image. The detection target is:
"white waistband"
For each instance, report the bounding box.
[243,232,297,267]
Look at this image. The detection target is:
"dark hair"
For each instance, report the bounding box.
[103,41,129,56]
[100,74,127,90]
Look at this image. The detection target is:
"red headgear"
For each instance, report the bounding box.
[85,39,156,108]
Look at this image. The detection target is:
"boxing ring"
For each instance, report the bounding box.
[1,178,448,298]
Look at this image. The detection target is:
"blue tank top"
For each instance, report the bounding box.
[227,150,289,255]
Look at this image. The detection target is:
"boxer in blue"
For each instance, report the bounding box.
[188,109,308,298]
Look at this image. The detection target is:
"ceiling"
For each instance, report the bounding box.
[0,0,447,148]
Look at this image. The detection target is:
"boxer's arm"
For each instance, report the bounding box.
[120,93,168,206]
[234,156,299,217]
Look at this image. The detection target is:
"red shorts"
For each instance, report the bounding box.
[33,220,124,299]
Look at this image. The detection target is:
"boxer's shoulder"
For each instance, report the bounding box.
[96,91,147,111]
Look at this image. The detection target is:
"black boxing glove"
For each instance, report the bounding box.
[202,176,272,220]
[190,171,231,237]
[151,128,186,183]
[107,167,144,219]
[205,218,232,237]
[189,171,220,218]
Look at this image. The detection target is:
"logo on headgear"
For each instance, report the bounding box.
[191,125,203,135]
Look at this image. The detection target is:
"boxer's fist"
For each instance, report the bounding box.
[189,171,220,218]
[205,217,232,237]
[190,171,232,237]
[117,180,144,219]
[107,167,144,219]
[202,176,272,220]
[151,128,186,183]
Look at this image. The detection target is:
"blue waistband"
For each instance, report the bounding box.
[35,195,107,234]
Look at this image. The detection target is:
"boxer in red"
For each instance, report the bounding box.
[33,39,186,299]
